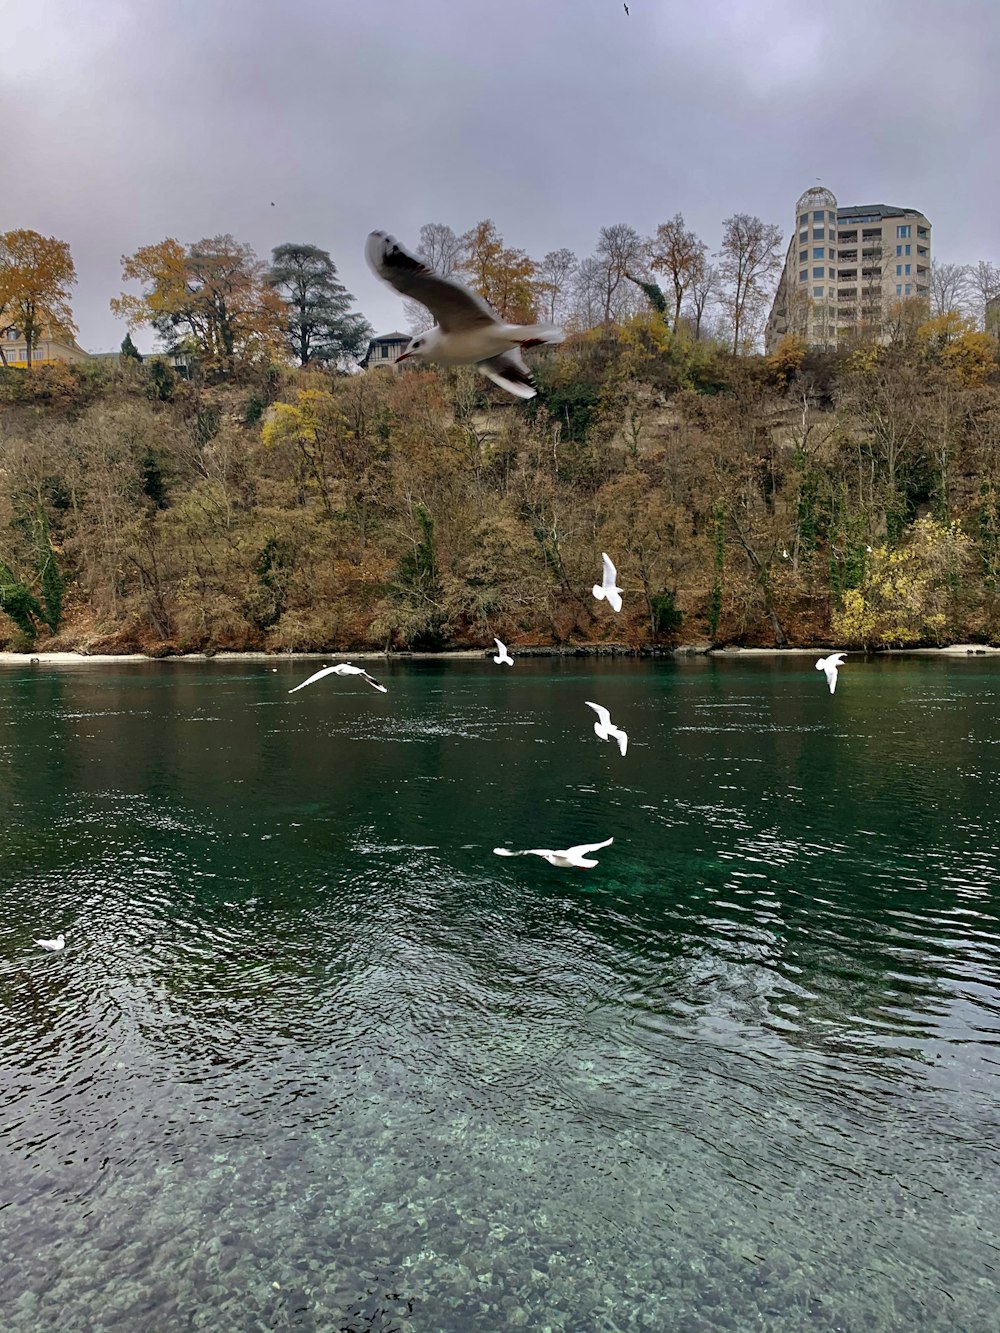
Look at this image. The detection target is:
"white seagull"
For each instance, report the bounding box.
[816,652,847,694]
[493,837,614,869]
[493,638,514,666]
[585,701,628,756]
[592,552,623,613]
[35,933,65,951]
[365,231,563,399]
[289,663,388,694]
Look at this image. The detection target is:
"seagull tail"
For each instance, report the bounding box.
[515,323,565,349]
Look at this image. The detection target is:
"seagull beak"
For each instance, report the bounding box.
[396,350,412,362]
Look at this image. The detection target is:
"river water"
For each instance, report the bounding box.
[1,655,998,1332]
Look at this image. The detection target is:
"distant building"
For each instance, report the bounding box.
[0,324,89,368]
[361,331,411,369]
[986,295,1000,340]
[766,186,932,352]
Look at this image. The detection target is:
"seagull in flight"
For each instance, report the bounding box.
[816,652,847,694]
[592,552,623,613]
[289,663,388,694]
[366,231,563,399]
[35,933,65,951]
[493,638,514,666]
[493,837,614,869]
[585,701,628,756]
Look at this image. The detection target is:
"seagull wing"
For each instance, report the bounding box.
[359,670,388,693]
[477,350,537,400]
[565,837,614,858]
[494,638,507,655]
[366,231,499,334]
[601,553,618,589]
[288,665,342,694]
[610,726,628,757]
[585,701,612,728]
[494,847,552,858]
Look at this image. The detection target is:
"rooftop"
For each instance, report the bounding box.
[836,203,927,224]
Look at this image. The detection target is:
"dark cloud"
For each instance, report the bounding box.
[4,0,997,349]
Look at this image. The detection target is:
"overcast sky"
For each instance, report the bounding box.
[4,0,998,351]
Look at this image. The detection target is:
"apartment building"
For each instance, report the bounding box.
[766,186,931,352]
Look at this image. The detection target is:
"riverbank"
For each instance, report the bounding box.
[3,642,999,666]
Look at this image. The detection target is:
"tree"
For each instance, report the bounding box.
[594,223,645,324]
[402,224,463,332]
[457,219,538,323]
[536,248,577,325]
[267,242,371,369]
[648,214,708,332]
[121,333,143,362]
[929,259,971,318]
[112,235,286,376]
[686,260,718,340]
[0,230,77,366]
[717,214,782,354]
[967,260,1000,329]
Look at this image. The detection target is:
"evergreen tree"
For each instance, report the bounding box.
[267,243,372,369]
[120,332,143,362]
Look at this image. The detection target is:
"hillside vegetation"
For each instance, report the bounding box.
[1,316,998,654]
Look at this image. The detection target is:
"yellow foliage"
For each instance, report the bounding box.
[917,312,998,385]
[765,333,807,385]
[0,229,77,353]
[832,518,972,648]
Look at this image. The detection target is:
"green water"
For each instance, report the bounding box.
[1,655,998,1332]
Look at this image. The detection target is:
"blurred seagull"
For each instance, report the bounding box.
[585,701,628,756]
[592,552,623,613]
[493,837,614,869]
[366,231,563,399]
[289,664,388,694]
[35,933,65,951]
[816,652,847,694]
[493,638,514,666]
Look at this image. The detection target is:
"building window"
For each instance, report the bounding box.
[813,210,825,221]
[799,213,808,226]
[813,286,825,298]
[917,246,928,256]
[828,211,836,223]
[812,247,824,259]
[896,284,902,295]
[897,225,911,238]
[813,228,824,240]
[905,284,911,296]
[896,245,902,256]
[904,244,911,255]
[829,268,835,278]
[798,249,806,263]
[799,270,807,283]
[799,231,807,243]
[896,265,902,276]
[812,267,825,279]
[917,226,929,238]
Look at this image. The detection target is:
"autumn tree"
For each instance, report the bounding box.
[267,242,371,369]
[458,220,537,322]
[112,235,286,376]
[648,214,708,332]
[0,230,77,366]
[686,260,718,340]
[717,214,782,354]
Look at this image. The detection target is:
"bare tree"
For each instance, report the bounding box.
[595,223,645,324]
[686,259,718,340]
[648,214,708,331]
[717,214,783,354]
[967,259,1000,329]
[404,223,463,332]
[536,248,577,325]
[929,259,971,318]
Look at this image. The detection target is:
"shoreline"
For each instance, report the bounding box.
[2,642,998,666]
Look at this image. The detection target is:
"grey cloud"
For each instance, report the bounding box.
[4,0,997,350]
